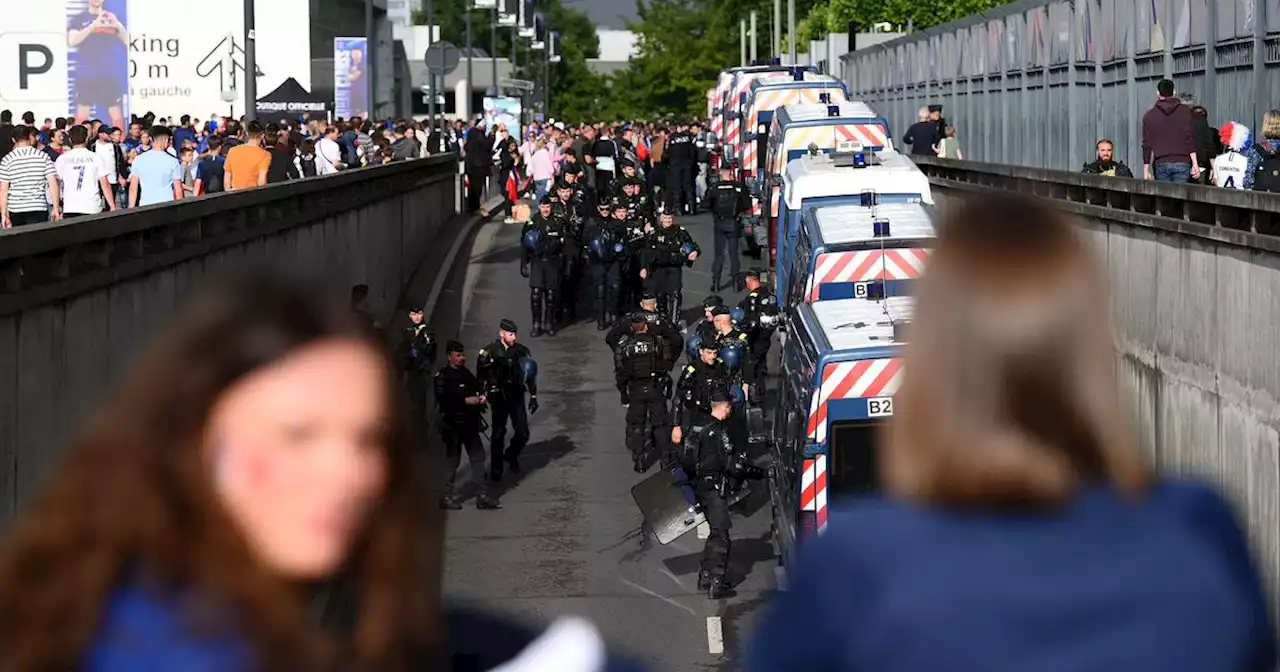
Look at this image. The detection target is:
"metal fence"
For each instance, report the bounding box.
[839,0,1279,173]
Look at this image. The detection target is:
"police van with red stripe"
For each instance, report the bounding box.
[783,201,935,306]
[773,149,934,306]
[770,296,912,568]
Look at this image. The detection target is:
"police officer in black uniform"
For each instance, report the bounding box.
[709,305,755,402]
[670,340,725,468]
[434,341,500,510]
[553,181,586,323]
[693,388,737,598]
[521,196,567,337]
[606,291,684,368]
[705,164,751,292]
[686,294,724,365]
[585,198,626,330]
[639,208,700,324]
[614,315,675,473]
[477,319,540,481]
[736,269,779,401]
[619,198,650,312]
[395,303,437,442]
[666,122,696,215]
[563,164,597,214]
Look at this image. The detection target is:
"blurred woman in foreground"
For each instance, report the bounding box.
[746,195,1276,671]
[0,275,636,671]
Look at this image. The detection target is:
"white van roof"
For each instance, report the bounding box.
[812,203,936,247]
[783,152,935,209]
[812,297,915,352]
[777,101,879,124]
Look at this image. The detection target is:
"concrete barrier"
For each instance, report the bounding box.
[916,155,1280,610]
[0,156,462,521]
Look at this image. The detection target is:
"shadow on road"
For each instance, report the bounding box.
[486,433,577,500]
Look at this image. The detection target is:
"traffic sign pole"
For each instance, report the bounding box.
[427,0,436,132]
[244,0,256,121]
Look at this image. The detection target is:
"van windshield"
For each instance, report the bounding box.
[828,419,883,495]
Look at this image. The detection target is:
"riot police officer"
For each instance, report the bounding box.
[736,269,780,401]
[622,177,655,226]
[619,199,650,311]
[614,315,675,473]
[705,164,751,292]
[639,208,700,324]
[670,340,724,468]
[606,291,684,368]
[666,121,697,215]
[710,305,755,403]
[433,341,500,510]
[521,196,567,337]
[554,181,586,323]
[685,294,724,364]
[395,304,437,442]
[563,164,597,212]
[585,199,627,330]
[692,389,737,598]
[477,319,540,481]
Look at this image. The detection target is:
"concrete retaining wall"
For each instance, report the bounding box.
[0,157,461,522]
[922,157,1280,610]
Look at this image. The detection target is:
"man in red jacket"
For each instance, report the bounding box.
[1141,79,1202,183]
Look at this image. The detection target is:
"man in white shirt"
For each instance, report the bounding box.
[94,126,119,196]
[316,126,344,175]
[57,125,115,218]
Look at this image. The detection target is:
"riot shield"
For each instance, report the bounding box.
[631,465,704,545]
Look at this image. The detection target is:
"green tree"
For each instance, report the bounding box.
[797,0,1008,44]
[412,0,605,123]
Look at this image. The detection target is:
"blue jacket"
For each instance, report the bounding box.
[745,481,1276,672]
[84,580,647,671]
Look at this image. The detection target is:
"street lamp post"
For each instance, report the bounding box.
[243,0,256,121]
[491,6,498,96]
[465,4,473,120]
[427,0,436,129]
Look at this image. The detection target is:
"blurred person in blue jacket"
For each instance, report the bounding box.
[745,193,1276,672]
[0,273,642,672]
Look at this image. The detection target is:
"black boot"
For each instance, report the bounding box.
[529,289,544,338]
[734,275,744,292]
[544,290,558,336]
[668,291,683,324]
[697,570,712,591]
[476,494,502,510]
[710,278,719,293]
[706,575,731,599]
[439,494,462,510]
[596,289,609,330]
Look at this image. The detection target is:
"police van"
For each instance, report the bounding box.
[740,73,849,185]
[769,296,912,567]
[720,65,817,176]
[784,202,935,306]
[774,150,934,303]
[752,101,892,262]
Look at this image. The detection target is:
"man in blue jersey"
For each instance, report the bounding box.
[68,0,128,129]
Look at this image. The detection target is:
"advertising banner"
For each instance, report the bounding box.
[0,0,311,123]
[333,37,369,120]
[482,96,522,139]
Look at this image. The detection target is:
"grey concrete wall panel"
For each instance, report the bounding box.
[0,156,458,522]
[915,155,1280,608]
[841,0,1277,173]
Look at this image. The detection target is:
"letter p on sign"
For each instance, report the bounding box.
[0,33,66,103]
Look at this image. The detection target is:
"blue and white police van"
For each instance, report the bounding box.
[783,201,936,307]
[773,149,934,306]
[769,296,913,568]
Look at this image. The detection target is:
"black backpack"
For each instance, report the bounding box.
[1252,145,1280,193]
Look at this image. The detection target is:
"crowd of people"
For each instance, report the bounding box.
[0,109,447,228]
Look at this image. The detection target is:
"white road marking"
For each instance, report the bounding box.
[619,577,697,616]
[706,616,724,655]
[697,521,711,539]
[659,567,687,589]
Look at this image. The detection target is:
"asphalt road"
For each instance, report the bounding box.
[429,210,779,670]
